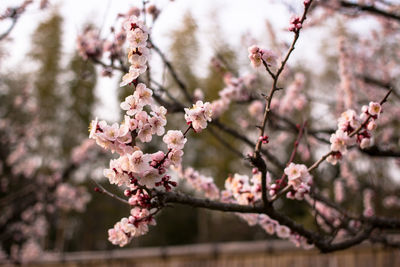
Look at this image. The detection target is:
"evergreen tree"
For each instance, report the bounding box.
[62,53,97,155]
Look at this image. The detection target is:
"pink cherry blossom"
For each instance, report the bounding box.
[184,101,213,132]
[284,163,312,190]
[133,83,153,105]
[368,102,381,116]
[130,150,152,174]
[330,130,352,154]
[137,123,153,143]
[120,67,140,87]
[163,130,187,150]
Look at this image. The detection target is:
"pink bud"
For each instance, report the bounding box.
[248,45,260,54]
[128,197,136,206]
[124,189,131,197]
[152,151,165,161]
[367,121,377,131]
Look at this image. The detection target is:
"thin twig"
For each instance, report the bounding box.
[254,0,313,155]
[308,89,392,173]
[149,39,193,103]
[91,179,129,205]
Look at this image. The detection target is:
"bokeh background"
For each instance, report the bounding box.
[1,0,400,263]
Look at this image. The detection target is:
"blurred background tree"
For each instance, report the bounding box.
[1,2,400,260]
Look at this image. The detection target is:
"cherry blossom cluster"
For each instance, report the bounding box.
[120,16,150,86]
[6,204,49,263]
[289,16,302,32]
[288,1,311,32]
[17,239,42,264]
[222,172,312,248]
[76,7,156,77]
[1,105,96,262]
[363,189,374,217]
[248,45,277,69]
[174,166,220,200]
[210,73,256,119]
[334,179,345,203]
[86,15,177,247]
[278,73,307,114]
[55,183,91,212]
[265,163,312,201]
[77,27,104,60]
[220,73,256,102]
[283,163,312,200]
[222,173,262,205]
[87,14,216,247]
[88,87,168,156]
[383,195,400,209]
[306,197,342,231]
[260,213,312,248]
[99,135,183,190]
[71,139,97,164]
[327,101,382,165]
[108,207,156,247]
[0,0,47,21]
[248,100,264,121]
[6,142,40,178]
[184,101,212,132]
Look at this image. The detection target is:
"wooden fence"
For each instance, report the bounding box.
[2,240,399,267]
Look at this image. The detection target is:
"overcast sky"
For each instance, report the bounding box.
[1,0,375,120]
[0,0,304,119]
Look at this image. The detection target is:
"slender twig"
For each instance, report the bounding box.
[285,122,307,168]
[270,121,307,202]
[357,74,400,100]
[339,0,400,22]
[348,89,392,138]
[89,56,128,73]
[149,39,193,103]
[308,89,392,173]
[208,127,245,158]
[0,17,17,41]
[254,0,313,155]
[307,151,333,173]
[91,179,129,205]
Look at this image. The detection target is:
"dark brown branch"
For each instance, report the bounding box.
[149,39,193,103]
[317,226,373,253]
[157,190,376,253]
[212,120,284,169]
[339,1,400,22]
[0,17,17,41]
[311,191,400,232]
[160,191,263,213]
[89,56,128,73]
[363,216,400,230]
[208,127,245,158]
[254,0,313,155]
[357,74,400,100]
[91,179,129,205]
[361,146,400,157]
[308,89,393,172]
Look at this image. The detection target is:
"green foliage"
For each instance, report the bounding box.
[167,12,200,95]
[31,12,62,122]
[62,53,97,155]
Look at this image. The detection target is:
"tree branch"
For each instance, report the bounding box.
[149,39,193,103]
[339,1,400,22]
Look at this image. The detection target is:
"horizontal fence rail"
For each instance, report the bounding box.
[2,240,399,267]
